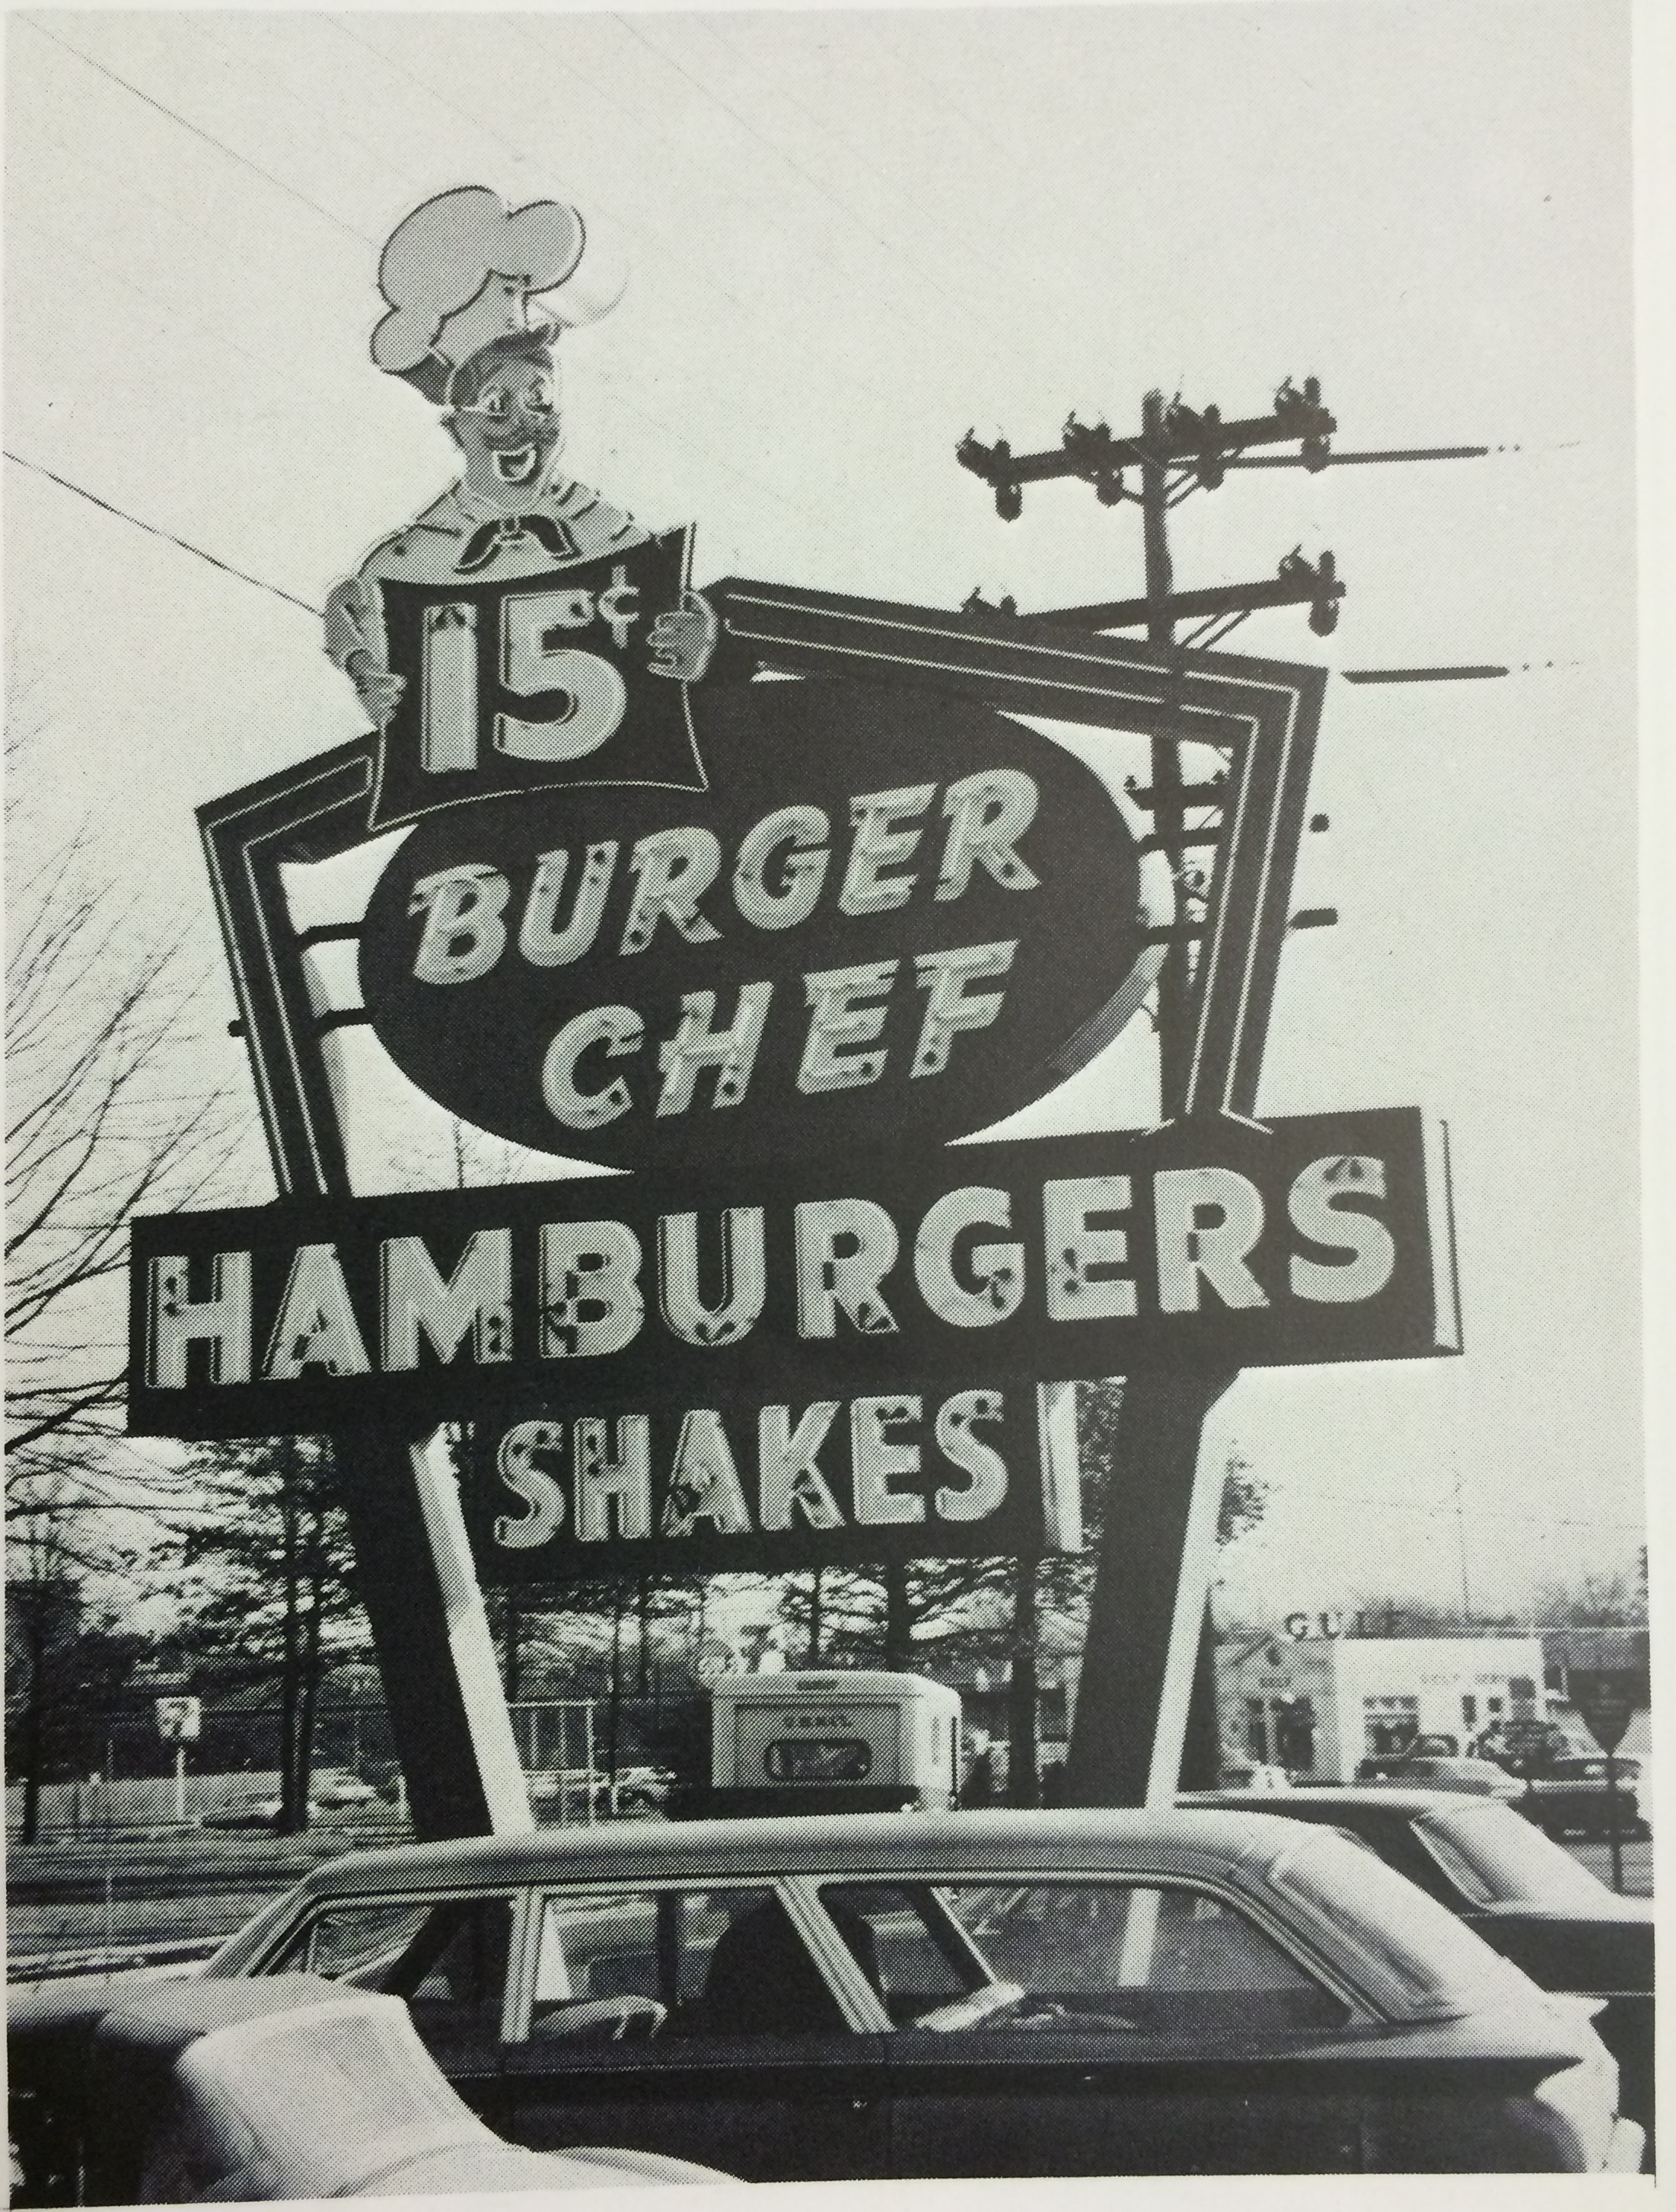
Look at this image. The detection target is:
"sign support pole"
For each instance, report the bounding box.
[1063,1367,1237,1806]
[198,755,531,1842]
[335,1429,531,1840]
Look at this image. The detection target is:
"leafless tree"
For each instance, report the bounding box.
[7,780,247,1509]
[5,698,255,1831]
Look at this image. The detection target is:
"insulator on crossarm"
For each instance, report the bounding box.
[1309,550,1340,636]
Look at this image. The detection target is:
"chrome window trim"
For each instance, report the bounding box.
[779,1875,894,2032]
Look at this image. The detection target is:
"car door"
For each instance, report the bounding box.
[499,1879,890,2181]
[814,1877,1381,2176]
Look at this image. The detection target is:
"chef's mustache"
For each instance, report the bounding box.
[457,412,562,444]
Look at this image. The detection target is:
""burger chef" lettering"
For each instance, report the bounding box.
[402,769,1040,1129]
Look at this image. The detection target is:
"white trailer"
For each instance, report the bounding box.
[707,1672,963,1814]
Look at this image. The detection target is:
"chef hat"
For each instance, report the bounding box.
[371,186,626,404]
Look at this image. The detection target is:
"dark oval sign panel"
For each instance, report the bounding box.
[361,682,1143,1175]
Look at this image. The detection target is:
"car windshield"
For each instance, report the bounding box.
[1415,1802,1614,1907]
[1268,1829,1533,2018]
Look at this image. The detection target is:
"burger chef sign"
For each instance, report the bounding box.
[337,191,1155,1175]
[361,683,1151,1175]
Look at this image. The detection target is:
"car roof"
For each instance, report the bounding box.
[1187,1787,1471,1818]
[284,1807,1337,1901]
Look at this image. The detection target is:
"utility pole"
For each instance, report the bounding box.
[1140,390,1190,1108]
[958,377,1343,1117]
[959,382,1495,1806]
[1451,1461,1474,1625]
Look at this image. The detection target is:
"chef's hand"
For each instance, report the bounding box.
[648,592,719,682]
[346,650,406,728]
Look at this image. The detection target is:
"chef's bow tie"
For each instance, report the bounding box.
[455,513,576,573]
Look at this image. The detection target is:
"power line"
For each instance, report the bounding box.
[339,9,991,455]
[3,453,321,617]
[19,16,375,246]
[1267,1482,1643,1537]
[607,12,995,349]
[1343,665,1509,685]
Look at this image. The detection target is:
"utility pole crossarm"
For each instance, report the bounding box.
[957,384,1337,518]
[1029,558,1343,636]
[1223,445,1490,469]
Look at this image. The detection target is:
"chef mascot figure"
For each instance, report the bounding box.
[326,186,717,747]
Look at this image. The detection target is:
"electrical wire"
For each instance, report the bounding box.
[1253,1482,1643,1537]
[16,17,846,549]
[606,11,996,348]
[3,452,322,617]
[18,16,377,247]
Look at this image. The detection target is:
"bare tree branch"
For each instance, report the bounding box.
[6,701,260,1537]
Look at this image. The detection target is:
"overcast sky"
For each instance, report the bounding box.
[5,1,1643,1621]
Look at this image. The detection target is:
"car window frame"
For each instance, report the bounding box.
[250,1883,532,2045]
[510,1876,875,2042]
[792,1869,1380,2036]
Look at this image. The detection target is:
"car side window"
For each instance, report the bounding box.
[817,1885,976,2023]
[267,1895,515,2054]
[819,1882,1352,2036]
[529,1885,854,2043]
[268,1900,431,1981]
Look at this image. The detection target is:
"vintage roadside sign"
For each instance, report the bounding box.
[359,681,1151,1175]
[129,1108,1457,1451]
[153,1696,202,1743]
[457,1385,1068,1576]
[198,595,1327,1205]
[140,179,1470,1829]
[1567,1669,1639,1756]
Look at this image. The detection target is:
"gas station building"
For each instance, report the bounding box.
[1218,1634,1548,1781]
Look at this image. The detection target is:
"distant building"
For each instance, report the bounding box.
[1217,1634,1548,1782]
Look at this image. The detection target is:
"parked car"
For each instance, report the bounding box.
[8,1974,733,2203]
[202,1771,383,1830]
[311,1770,381,1810]
[1477,1720,1582,1777]
[1355,1753,1525,1799]
[610,1766,676,1816]
[526,1768,612,1815]
[1189,1786,1653,2154]
[1521,1755,1647,1841]
[9,1810,1641,2182]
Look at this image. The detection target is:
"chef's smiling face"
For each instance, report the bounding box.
[449,352,563,506]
